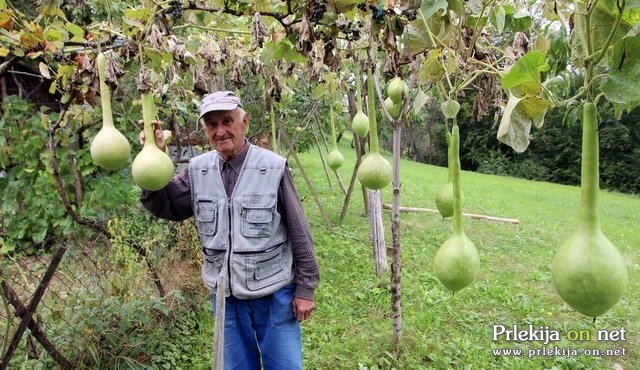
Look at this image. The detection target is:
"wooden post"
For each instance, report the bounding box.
[368,190,388,276]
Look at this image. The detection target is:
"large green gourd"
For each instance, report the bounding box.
[434,125,479,291]
[131,92,175,191]
[357,67,392,190]
[551,102,628,317]
[90,52,131,170]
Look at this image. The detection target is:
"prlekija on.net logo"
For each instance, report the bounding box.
[492,324,627,345]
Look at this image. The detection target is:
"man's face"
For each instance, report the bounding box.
[201,109,248,161]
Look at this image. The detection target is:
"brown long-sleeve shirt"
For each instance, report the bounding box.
[140,142,319,300]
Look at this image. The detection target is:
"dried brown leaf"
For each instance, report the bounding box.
[250,11,268,51]
[296,14,315,54]
[136,67,153,93]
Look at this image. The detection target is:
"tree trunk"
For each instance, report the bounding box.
[390,123,403,347]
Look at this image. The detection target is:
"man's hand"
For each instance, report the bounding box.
[292,297,315,321]
[138,120,167,152]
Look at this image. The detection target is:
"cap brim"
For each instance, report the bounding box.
[199,103,239,119]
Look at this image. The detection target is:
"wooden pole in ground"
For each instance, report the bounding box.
[381,204,520,225]
[280,121,334,233]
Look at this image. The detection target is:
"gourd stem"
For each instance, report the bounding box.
[355,62,363,113]
[97,53,114,128]
[578,102,600,232]
[446,130,453,182]
[366,67,380,154]
[451,124,464,235]
[329,103,338,151]
[141,92,157,150]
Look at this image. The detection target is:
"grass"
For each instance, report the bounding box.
[292,133,639,370]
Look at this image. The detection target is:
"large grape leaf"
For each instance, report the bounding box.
[419,49,444,85]
[421,0,449,21]
[497,91,552,152]
[501,51,549,92]
[406,14,455,55]
[569,1,631,64]
[602,36,640,103]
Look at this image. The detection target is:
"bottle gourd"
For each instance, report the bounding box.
[90,52,131,170]
[357,67,392,190]
[131,75,175,191]
[351,63,369,138]
[327,103,345,170]
[433,125,479,291]
[551,102,628,317]
[435,101,464,218]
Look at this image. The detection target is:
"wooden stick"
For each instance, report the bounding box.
[382,204,520,225]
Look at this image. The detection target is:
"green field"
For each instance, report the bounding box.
[293,134,639,369]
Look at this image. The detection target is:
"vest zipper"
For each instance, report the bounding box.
[226,202,233,296]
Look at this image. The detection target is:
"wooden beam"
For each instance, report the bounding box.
[382,204,520,225]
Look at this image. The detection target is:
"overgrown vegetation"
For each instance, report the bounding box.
[4,137,637,369]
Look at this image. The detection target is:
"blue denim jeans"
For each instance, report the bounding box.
[212,284,303,370]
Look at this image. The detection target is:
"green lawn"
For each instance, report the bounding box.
[292,133,639,370]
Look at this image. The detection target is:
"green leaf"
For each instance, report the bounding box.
[492,5,506,34]
[497,91,552,152]
[447,0,464,15]
[412,89,429,113]
[313,84,327,99]
[65,22,84,38]
[501,51,549,90]
[602,36,640,103]
[420,0,449,21]
[465,0,484,16]
[419,49,444,85]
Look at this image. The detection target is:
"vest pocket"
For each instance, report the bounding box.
[245,243,290,291]
[241,193,276,237]
[202,249,225,289]
[196,196,217,236]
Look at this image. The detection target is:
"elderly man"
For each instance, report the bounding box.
[140,91,319,370]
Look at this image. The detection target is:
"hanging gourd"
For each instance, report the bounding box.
[90,52,131,170]
[130,67,175,191]
[387,76,408,104]
[327,102,345,170]
[384,97,402,120]
[357,67,392,190]
[351,62,369,138]
[551,102,628,317]
[433,124,479,291]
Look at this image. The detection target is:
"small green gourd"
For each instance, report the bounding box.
[90,52,131,170]
[357,67,392,190]
[551,102,628,317]
[387,76,408,104]
[434,125,479,291]
[384,97,402,120]
[327,102,344,170]
[351,63,370,138]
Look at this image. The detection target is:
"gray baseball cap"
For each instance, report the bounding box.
[199,91,243,120]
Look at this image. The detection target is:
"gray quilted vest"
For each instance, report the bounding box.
[189,144,294,299]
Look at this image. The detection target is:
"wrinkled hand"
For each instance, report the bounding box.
[138,120,166,152]
[292,297,315,321]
